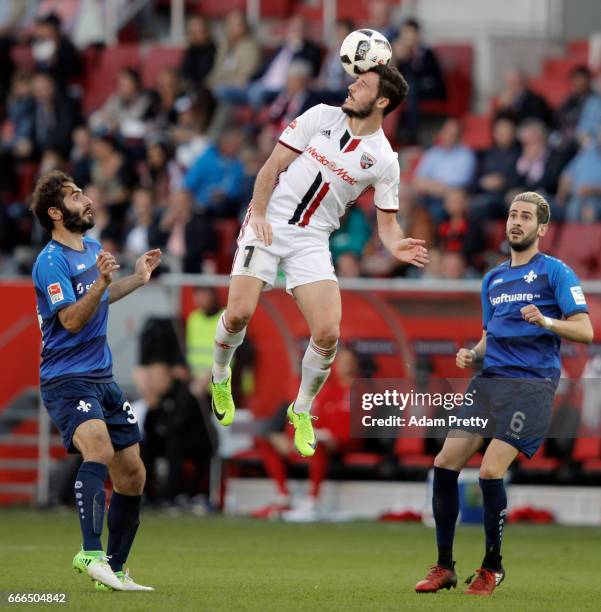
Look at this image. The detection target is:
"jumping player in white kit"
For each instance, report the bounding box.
[210,64,429,456]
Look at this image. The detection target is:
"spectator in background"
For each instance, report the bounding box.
[180,15,216,87]
[266,60,322,133]
[0,33,15,103]
[32,12,81,88]
[495,67,552,127]
[413,118,476,222]
[29,71,81,158]
[141,360,217,509]
[575,71,601,146]
[330,206,372,265]
[472,113,520,220]
[89,68,152,137]
[513,118,573,202]
[141,140,183,208]
[83,183,117,246]
[554,66,597,145]
[316,19,354,102]
[172,91,215,170]
[335,252,362,278]
[207,9,260,91]
[159,190,217,273]
[250,346,362,520]
[3,72,34,154]
[70,125,93,187]
[393,18,446,145]
[90,132,138,233]
[437,188,485,270]
[124,187,163,258]
[184,127,245,217]
[557,126,601,222]
[186,287,222,392]
[149,68,185,130]
[251,15,322,108]
[366,0,398,41]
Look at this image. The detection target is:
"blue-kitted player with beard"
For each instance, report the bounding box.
[415,191,594,596]
[30,171,161,592]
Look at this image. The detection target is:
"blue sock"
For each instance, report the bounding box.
[433,467,459,568]
[75,461,108,551]
[107,492,142,573]
[479,478,507,571]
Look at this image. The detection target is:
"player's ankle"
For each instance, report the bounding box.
[212,366,229,383]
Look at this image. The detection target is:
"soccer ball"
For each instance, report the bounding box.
[339,29,392,77]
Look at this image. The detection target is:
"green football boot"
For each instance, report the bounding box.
[72,550,124,591]
[211,367,235,426]
[287,403,317,457]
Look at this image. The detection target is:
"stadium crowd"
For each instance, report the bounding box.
[1,4,601,283]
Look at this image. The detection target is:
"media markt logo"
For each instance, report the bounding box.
[523,270,537,283]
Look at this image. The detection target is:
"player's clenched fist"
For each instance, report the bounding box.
[96,251,120,286]
[250,213,273,247]
[456,347,475,369]
[520,304,551,328]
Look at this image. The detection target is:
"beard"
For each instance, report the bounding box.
[342,96,377,119]
[506,227,538,252]
[61,205,95,234]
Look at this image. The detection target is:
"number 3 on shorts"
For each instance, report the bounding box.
[243,246,255,269]
[123,401,137,424]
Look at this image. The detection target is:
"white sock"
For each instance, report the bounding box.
[294,338,337,414]
[212,313,246,383]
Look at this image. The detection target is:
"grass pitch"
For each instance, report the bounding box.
[0,509,600,611]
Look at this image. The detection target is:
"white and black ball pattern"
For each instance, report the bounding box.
[339,29,392,77]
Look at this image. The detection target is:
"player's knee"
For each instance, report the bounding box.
[83,443,114,466]
[114,462,146,495]
[312,325,339,348]
[479,465,504,480]
[433,452,458,471]
[225,303,254,331]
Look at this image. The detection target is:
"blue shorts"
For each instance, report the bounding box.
[455,375,555,458]
[41,379,142,454]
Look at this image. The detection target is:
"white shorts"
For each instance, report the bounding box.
[231,219,337,292]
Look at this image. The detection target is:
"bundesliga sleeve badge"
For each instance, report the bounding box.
[47,282,64,304]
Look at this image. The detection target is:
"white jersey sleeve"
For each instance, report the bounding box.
[278,104,325,153]
[373,158,400,212]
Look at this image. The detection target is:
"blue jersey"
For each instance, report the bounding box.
[32,237,113,386]
[481,252,588,384]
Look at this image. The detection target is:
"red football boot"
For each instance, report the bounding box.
[415,563,457,593]
[464,566,505,595]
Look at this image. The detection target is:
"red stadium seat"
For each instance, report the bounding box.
[573,438,601,475]
[421,44,473,118]
[538,222,559,253]
[140,46,185,89]
[461,114,492,150]
[394,437,433,469]
[528,75,571,109]
[542,57,587,81]
[83,44,141,114]
[553,223,601,278]
[517,443,560,473]
[214,219,241,274]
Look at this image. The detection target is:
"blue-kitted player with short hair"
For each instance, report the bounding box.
[415,191,594,596]
[30,171,161,592]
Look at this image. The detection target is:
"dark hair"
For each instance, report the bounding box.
[119,67,142,88]
[30,170,74,233]
[570,65,591,79]
[403,18,421,31]
[337,19,355,33]
[367,64,409,116]
[37,12,61,30]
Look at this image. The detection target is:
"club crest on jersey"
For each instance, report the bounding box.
[360,153,376,169]
[47,282,64,304]
[523,270,537,283]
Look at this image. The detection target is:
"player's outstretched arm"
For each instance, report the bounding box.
[376,208,429,268]
[249,143,299,246]
[58,251,119,333]
[109,249,162,304]
[520,307,594,344]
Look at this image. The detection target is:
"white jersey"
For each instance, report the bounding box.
[267,103,400,233]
